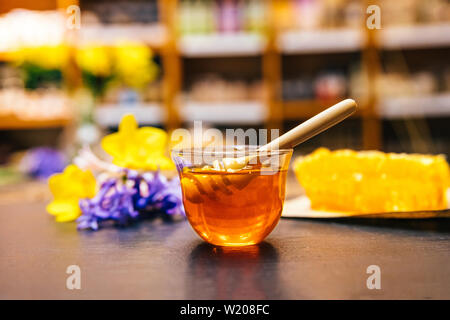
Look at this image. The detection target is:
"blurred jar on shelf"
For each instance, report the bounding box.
[178,0,267,35]
[282,70,347,102]
[185,74,264,102]
[375,72,439,97]
[380,0,450,26]
[0,87,73,121]
[314,72,347,101]
[102,80,163,105]
[0,48,73,122]
[81,0,160,24]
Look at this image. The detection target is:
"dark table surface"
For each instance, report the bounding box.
[1,181,450,299]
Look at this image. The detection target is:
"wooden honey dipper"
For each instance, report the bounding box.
[182,99,357,202]
[214,99,357,170]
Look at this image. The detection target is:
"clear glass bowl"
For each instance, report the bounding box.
[172,146,293,246]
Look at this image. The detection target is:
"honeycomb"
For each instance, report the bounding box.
[294,148,449,213]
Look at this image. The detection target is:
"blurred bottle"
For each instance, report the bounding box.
[118,88,140,107]
[244,0,266,33]
[314,72,347,101]
[344,0,364,28]
[417,0,449,23]
[186,74,263,102]
[219,0,240,33]
[379,0,417,26]
[236,0,246,31]
[205,0,218,33]
[294,0,323,30]
[282,77,315,100]
[179,0,194,35]
[178,0,270,35]
[191,0,208,33]
[322,0,341,28]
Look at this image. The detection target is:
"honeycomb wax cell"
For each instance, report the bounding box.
[294,148,449,213]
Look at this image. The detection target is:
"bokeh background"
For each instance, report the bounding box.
[0,0,449,186]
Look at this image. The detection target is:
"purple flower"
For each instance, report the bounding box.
[133,171,185,217]
[77,170,185,230]
[76,212,99,231]
[21,147,66,180]
[77,178,138,230]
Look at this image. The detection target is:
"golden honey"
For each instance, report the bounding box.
[180,167,287,246]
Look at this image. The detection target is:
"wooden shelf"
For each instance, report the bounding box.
[0,115,70,130]
[278,24,450,54]
[178,32,266,57]
[380,23,450,50]
[78,24,167,49]
[0,52,12,61]
[279,28,363,54]
[4,0,449,151]
[378,93,450,119]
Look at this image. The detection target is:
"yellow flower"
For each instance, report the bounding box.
[46,165,96,222]
[101,114,174,170]
[10,45,70,70]
[75,44,111,76]
[113,41,158,89]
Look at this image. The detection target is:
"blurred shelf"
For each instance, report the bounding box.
[78,24,167,48]
[0,115,70,130]
[282,99,364,119]
[178,32,266,57]
[94,103,165,127]
[181,101,267,124]
[279,28,363,54]
[378,93,450,119]
[0,52,12,61]
[380,23,450,49]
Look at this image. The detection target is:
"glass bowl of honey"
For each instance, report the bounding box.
[172,146,293,246]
